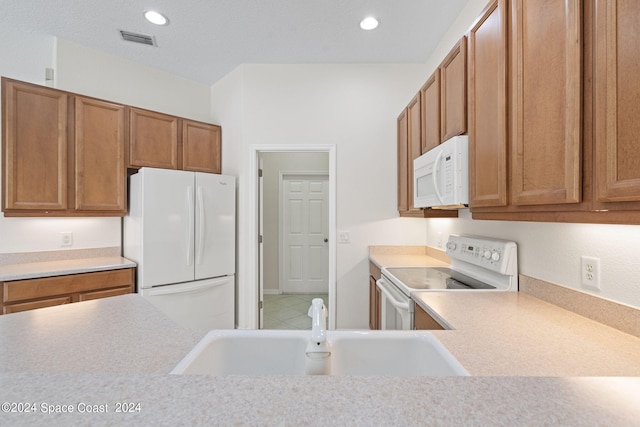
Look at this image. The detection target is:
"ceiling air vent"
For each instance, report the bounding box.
[119,30,156,46]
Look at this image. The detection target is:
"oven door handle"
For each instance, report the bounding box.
[376,279,410,311]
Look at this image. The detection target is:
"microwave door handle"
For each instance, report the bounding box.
[432,150,445,204]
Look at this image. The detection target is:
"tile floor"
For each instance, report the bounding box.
[262,293,329,330]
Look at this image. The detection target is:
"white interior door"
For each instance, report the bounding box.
[281,174,329,294]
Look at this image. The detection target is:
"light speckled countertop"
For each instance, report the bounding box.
[369,245,450,269]
[414,292,640,376]
[0,256,136,281]
[1,294,640,425]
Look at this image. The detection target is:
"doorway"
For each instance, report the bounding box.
[247,145,336,330]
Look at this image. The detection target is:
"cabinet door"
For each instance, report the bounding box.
[182,120,221,173]
[510,0,582,206]
[594,0,640,202]
[440,37,467,142]
[406,93,422,214]
[129,108,179,169]
[397,108,409,214]
[74,96,126,212]
[420,70,441,154]
[369,275,379,330]
[2,78,68,211]
[468,0,508,208]
[414,304,444,330]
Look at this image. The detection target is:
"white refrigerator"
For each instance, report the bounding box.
[123,167,235,330]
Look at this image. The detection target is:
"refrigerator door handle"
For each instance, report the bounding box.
[186,186,194,267]
[147,277,230,296]
[196,186,205,265]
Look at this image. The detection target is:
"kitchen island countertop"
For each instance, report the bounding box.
[1,294,640,426]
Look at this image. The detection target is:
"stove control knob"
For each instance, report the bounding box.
[483,250,491,260]
[446,242,457,251]
[491,251,500,262]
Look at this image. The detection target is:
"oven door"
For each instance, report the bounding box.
[376,277,413,330]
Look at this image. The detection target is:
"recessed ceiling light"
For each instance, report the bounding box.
[360,16,379,31]
[144,10,169,26]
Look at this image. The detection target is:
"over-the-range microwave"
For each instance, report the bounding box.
[413,135,469,209]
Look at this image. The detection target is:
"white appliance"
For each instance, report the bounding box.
[123,167,236,330]
[413,135,469,209]
[376,235,518,330]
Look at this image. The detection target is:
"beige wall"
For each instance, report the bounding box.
[211,64,432,328]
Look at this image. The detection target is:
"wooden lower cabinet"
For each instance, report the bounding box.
[414,303,445,330]
[1,268,135,314]
[3,296,73,314]
[369,262,381,330]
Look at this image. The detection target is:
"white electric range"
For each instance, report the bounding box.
[376,235,518,330]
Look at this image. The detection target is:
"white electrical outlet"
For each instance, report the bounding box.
[437,232,443,248]
[581,256,601,290]
[60,232,73,247]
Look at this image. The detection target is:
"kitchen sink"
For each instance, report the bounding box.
[171,329,468,376]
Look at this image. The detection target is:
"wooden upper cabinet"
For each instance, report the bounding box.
[74,96,126,212]
[594,0,640,203]
[420,70,441,154]
[440,37,468,142]
[129,108,179,169]
[129,110,222,173]
[468,0,508,208]
[2,79,68,211]
[418,37,467,156]
[397,108,409,214]
[510,0,582,206]
[182,120,221,173]
[406,93,422,214]
[420,68,442,153]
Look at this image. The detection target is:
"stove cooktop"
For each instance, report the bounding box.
[383,267,496,291]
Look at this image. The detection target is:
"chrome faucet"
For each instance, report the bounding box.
[308,298,328,344]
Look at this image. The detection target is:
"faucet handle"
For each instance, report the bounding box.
[308,298,326,317]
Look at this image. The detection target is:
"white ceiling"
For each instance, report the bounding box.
[0,0,468,86]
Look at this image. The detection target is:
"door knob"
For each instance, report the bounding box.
[324,238,328,242]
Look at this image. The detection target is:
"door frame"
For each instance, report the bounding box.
[246,144,337,329]
[279,172,329,294]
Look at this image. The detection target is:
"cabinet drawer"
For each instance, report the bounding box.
[79,286,133,302]
[2,268,134,303]
[3,296,72,314]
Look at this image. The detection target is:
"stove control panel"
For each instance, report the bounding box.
[445,235,517,275]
